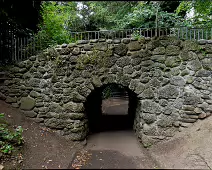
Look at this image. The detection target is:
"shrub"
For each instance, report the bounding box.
[0,113,23,155]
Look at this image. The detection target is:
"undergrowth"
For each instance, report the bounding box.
[0,113,23,155]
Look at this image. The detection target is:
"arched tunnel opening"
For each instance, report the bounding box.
[84,83,138,134]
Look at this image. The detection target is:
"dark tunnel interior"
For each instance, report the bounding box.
[84,83,138,134]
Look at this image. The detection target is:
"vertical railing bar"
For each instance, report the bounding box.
[24,36,26,60]
[206,29,208,40]
[14,35,16,62]
[177,28,180,39]
[202,29,203,39]
[190,29,192,40]
[20,37,22,61]
[40,32,41,53]
[17,37,19,61]
[181,27,183,40]
[11,30,12,61]
[34,35,36,56]
[198,29,200,40]
[31,36,33,56]
[211,28,212,40]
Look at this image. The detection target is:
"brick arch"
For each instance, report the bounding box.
[1,37,212,146]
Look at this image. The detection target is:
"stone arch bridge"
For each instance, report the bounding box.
[1,36,212,146]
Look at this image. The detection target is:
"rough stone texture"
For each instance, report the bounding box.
[20,97,35,110]
[1,37,212,146]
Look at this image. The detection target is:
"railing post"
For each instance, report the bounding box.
[211,28,212,39]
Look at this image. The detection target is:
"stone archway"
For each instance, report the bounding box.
[84,83,138,134]
[1,37,212,146]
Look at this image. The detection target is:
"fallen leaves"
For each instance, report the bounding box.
[72,150,92,169]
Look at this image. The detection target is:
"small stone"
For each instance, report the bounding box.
[34,118,44,123]
[198,112,207,119]
[76,40,89,44]
[72,47,81,55]
[173,121,181,127]
[106,39,113,43]
[0,165,4,170]
[12,103,19,108]
[29,91,39,98]
[127,41,141,51]
[142,113,157,124]
[183,105,195,111]
[61,43,68,48]
[181,122,193,128]
[5,96,17,103]
[22,111,37,118]
[90,39,98,43]
[152,47,165,55]
[63,102,84,112]
[181,118,197,123]
[121,38,130,44]
[81,139,87,146]
[113,39,121,44]
[94,42,108,51]
[198,39,207,45]
[0,92,6,100]
[166,45,180,56]
[194,107,203,114]
[158,85,179,99]
[113,44,127,56]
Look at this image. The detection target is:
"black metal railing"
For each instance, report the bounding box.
[1,26,212,64]
[70,27,212,41]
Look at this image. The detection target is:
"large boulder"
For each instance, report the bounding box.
[20,97,35,110]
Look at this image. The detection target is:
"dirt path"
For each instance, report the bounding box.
[148,116,212,169]
[1,98,212,169]
[0,100,83,169]
[71,130,159,169]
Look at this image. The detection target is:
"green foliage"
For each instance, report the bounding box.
[199,46,207,56]
[23,0,211,56]
[76,48,112,69]
[176,0,212,27]
[40,1,76,44]
[102,84,126,100]
[102,86,113,99]
[0,113,23,155]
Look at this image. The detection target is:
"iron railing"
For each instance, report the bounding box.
[1,27,212,64]
[70,27,212,41]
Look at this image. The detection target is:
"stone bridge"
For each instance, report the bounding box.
[1,36,212,146]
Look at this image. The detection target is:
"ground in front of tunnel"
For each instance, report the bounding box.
[1,99,212,169]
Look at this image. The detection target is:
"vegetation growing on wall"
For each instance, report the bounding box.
[76,48,113,69]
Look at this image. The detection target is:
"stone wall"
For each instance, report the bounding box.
[0,36,212,146]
